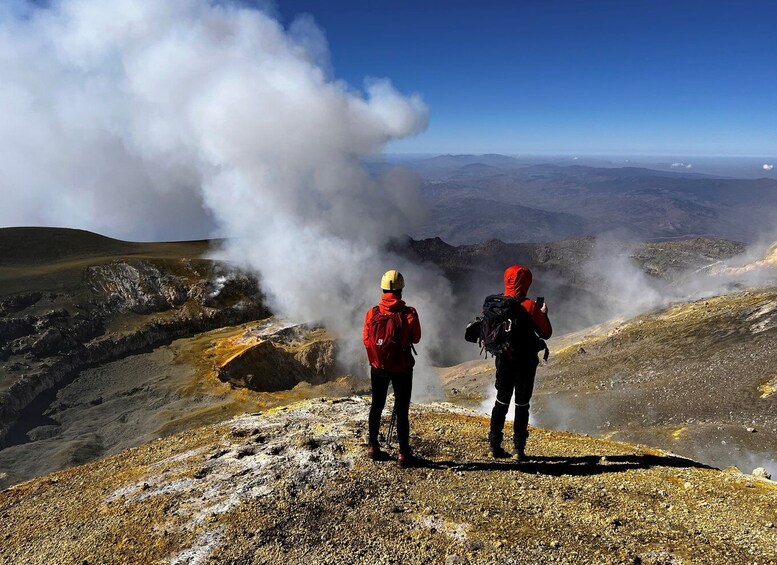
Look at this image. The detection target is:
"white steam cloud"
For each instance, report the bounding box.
[671,162,693,169]
[0,0,451,397]
[764,164,774,171]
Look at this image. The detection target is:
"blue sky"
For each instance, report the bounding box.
[273,1,777,156]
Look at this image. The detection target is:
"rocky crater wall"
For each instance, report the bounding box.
[0,259,269,446]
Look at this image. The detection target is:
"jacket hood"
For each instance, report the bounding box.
[503,265,532,297]
[379,294,406,312]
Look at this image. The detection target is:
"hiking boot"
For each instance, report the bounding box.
[489,446,511,459]
[512,448,527,462]
[397,451,417,468]
[367,444,383,461]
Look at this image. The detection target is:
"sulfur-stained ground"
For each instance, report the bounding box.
[1,398,775,564]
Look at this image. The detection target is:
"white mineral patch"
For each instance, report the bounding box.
[136,478,199,502]
[746,301,777,322]
[417,515,469,544]
[108,398,366,561]
[168,527,226,565]
[106,398,476,560]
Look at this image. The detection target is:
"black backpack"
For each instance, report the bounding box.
[480,294,520,356]
[465,294,549,360]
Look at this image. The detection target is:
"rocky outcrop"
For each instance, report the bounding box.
[294,339,336,377]
[0,316,36,341]
[217,326,337,392]
[87,261,198,314]
[0,292,43,317]
[754,467,773,480]
[3,312,104,360]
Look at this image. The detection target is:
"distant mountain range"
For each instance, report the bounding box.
[395,155,777,245]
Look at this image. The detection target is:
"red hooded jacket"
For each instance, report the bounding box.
[503,265,552,339]
[363,294,421,371]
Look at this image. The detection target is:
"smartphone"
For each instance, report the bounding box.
[536,296,545,308]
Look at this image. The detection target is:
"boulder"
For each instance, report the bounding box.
[218,333,337,392]
[752,467,772,480]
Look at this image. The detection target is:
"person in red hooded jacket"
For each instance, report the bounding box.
[363,270,421,468]
[488,264,551,460]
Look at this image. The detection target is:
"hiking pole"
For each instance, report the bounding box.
[386,404,397,448]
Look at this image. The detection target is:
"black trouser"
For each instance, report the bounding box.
[369,367,413,455]
[489,353,539,451]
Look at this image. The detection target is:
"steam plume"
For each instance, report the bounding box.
[0,0,451,396]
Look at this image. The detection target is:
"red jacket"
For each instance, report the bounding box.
[363,294,421,371]
[503,264,552,339]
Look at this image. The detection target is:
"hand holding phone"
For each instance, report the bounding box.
[536,296,548,314]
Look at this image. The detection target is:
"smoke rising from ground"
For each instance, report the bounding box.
[0,0,453,397]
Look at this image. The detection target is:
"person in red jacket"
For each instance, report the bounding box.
[488,264,552,461]
[362,270,421,467]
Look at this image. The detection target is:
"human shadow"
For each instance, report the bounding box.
[407,453,713,476]
[370,450,394,462]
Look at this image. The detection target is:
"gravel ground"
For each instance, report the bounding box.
[1,397,776,564]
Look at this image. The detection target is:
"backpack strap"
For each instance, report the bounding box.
[397,305,419,356]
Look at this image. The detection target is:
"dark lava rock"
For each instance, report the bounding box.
[30,327,76,358]
[204,274,262,309]
[70,314,105,343]
[0,292,43,317]
[34,309,70,331]
[0,316,36,341]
